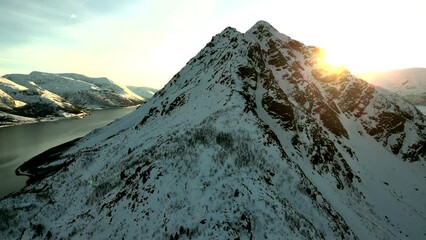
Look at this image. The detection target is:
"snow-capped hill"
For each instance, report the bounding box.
[0,76,84,126]
[1,21,425,239]
[3,71,144,109]
[357,68,426,105]
[57,72,143,100]
[127,86,158,99]
[0,89,16,110]
[0,76,78,112]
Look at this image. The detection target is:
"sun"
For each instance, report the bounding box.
[317,48,347,74]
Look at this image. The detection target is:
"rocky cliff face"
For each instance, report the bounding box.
[0,21,424,239]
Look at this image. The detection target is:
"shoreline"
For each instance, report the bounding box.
[0,104,141,128]
[16,137,82,185]
[0,106,138,199]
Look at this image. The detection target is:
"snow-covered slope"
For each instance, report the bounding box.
[3,71,144,109]
[0,88,32,126]
[127,85,158,99]
[0,77,85,126]
[416,105,426,115]
[1,21,425,239]
[0,88,29,126]
[0,89,15,110]
[357,68,426,105]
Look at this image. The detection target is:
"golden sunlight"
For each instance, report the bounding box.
[318,48,346,74]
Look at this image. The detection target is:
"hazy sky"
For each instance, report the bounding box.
[0,0,424,88]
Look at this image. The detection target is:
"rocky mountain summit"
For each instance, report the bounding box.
[0,21,424,239]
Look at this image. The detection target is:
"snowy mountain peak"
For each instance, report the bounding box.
[1,22,425,239]
[246,20,290,43]
[247,20,279,35]
[219,26,239,36]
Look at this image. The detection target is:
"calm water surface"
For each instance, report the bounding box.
[0,107,136,199]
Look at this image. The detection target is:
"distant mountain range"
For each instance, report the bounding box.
[0,75,85,127]
[1,21,424,239]
[0,72,154,127]
[357,68,426,107]
[127,85,158,99]
[4,71,145,109]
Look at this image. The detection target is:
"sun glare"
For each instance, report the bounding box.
[318,49,346,74]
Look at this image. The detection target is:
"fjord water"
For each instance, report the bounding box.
[0,107,136,199]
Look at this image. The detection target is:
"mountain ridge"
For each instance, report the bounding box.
[4,71,144,109]
[0,76,85,127]
[0,72,146,127]
[357,68,426,106]
[127,85,158,99]
[0,20,424,239]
